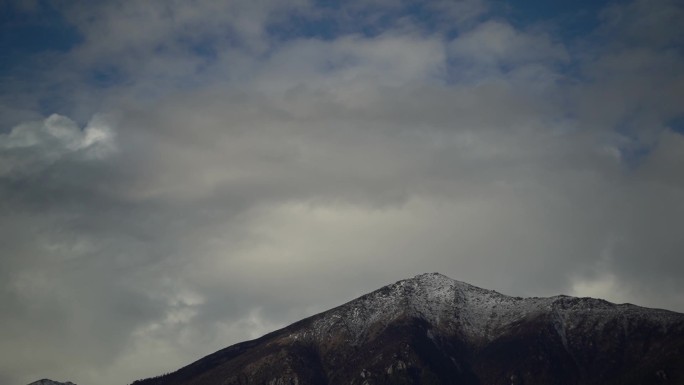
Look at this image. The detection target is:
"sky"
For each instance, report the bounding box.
[1,0,683,384]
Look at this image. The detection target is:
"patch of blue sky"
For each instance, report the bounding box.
[87,66,127,89]
[487,1,635,86]
[267,13,340,41]
[493,0,628,39]
[668,116,684,135]
[401,2,491,39]
[175,35,220,62]
[0,2,81,73]
[266,1,472,42]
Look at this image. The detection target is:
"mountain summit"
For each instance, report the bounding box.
[133,273,684,385]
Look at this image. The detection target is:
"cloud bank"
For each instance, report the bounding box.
[1,1,683,384]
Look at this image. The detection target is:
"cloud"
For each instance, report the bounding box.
[0,114,115,176]
[449,20,568,66]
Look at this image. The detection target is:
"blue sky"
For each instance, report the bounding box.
[1,1,683,385]
[0,2,78,61]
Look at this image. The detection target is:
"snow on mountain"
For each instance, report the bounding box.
[290,272,681,345]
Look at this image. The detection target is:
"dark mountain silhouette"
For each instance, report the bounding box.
[27,380,77,385]
[132,273,684,385]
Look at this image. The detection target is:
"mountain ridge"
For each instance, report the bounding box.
[132,273,684,385]
[27,379,77,385]
[286,273,681,344]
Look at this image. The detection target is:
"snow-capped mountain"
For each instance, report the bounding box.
[27,380,77,385]
[132,273,684,385]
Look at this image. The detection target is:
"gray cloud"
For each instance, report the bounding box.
[1,1,683,385]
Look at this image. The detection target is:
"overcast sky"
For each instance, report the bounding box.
[1,0,683,384]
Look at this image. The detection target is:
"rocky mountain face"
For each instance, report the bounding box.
[27,380,77,385]
[132,273,684,385]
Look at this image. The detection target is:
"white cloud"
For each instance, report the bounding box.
[449,21,569,66]
[570,274,631,303]
[0,114,115,176]
[0,114,114,152]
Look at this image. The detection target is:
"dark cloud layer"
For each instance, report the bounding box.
[1,1,683,384]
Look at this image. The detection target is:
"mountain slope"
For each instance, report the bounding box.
[132,273,684,385]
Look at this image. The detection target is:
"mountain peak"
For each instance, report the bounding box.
[407,272,467,288]
[411,272,452,281]
[133,273,684,385]
[287,272,511,345]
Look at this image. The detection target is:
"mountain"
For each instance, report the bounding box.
[132,273,684,385]
[27,380,77,385]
